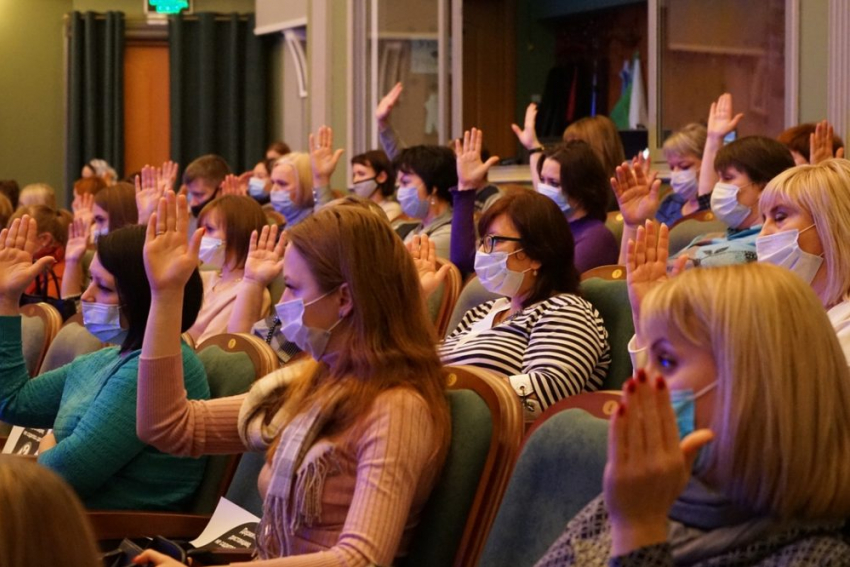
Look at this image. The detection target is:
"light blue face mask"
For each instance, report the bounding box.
[537,182,573,217]
[270,190,303,223]
[81,301,128,344]
[275,289,343,360]
[248,177,267,198]
[397,185,430,219]
[670,381,717,473]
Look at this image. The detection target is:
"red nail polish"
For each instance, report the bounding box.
[627,380,636,394]
[637,369,647,383]
[618,403,626,416]
[656,377,666,390]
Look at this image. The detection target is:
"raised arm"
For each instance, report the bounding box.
[376,82,406,160]
[810,119,846,164]
[612,162,661,265]
[511,103,543,189]
[229,225,286,333]
[60,217,90,298]
[698,93,743,197]
[407,233,450,300]
[138,192,245,456]
[309,125,343,208]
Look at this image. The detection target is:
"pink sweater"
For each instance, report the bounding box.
[137,355,442,567]
[188,271,271,344]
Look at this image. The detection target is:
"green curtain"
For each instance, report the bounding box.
[65,11,125,205]
[169,13,271,175]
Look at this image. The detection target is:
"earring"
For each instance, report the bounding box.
[430,197,436,206]
[532,269,538,276]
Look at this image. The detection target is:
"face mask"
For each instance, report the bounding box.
[82,301,128,344]
[710,182,752,229]
[270,190,303,223]
[397,185,430,219]
[248,177,267,198]
[92,226,108,242]
[190,190,218,218]
[670,169,698,200]
[275,289,343,360]
[670,381,717,473]
[537,183,573,216]
[350,177,379,199]
[474,249,531,297]
[756,226,824,284]
[198,236,226,268]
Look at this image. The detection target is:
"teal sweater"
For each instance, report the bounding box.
[0,316,210,510]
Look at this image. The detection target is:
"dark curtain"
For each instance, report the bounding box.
[66,11,125,205]
[169,13,271,175]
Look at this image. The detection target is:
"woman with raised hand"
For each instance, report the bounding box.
[536,262,850,565]
[438,189,610,421]
[0,216,209,510]
[135,192,450,567]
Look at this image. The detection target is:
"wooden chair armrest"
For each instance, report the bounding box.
[88,511,211,541]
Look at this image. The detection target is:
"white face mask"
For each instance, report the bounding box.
[710,182,753,229]
[756,225,824,284]
[92,226,109,242]
[248,177,266,198]
[81,301,127,344]
[474,249,531,297]
[275,289,343,360]
[670,169,698,200]
[537,183,573,216]
[198,236,226,268]
[350,177,378,199]
[397,185,430,219]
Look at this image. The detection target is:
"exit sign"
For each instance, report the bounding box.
[146,0,193,15]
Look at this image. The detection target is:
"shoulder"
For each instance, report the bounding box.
[349,387,439,454]
[536,293,600,318]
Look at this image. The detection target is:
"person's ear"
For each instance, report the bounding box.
[337,282,354,318]
[376,171,388,185]
[36,232,54,249]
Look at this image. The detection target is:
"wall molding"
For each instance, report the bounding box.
[828,0,850,138]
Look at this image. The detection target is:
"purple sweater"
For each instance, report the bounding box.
[450,189,619,276]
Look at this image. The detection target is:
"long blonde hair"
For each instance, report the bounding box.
[642,263,850,520]
[269,207,450,458]
[0,457,101,567]
[760,158,850,307]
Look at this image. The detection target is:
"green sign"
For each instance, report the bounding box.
[148,0,191,15]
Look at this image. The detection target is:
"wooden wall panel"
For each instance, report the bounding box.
[124,45,170,178]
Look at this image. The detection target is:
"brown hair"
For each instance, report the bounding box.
[0,456,101,567]
[351,149,395,197]
[777,123,844,163]
[94,182,138,231]
[10,205,72,246]
[563,115,625,177]
[0,180,20,209]
[538,140,611,221]
[198,195,267,269]
[478,190,580,307]
[182,154,231,188]
[274,207,450,455]
[714,136,795,186]
[266,141,291,158]
[73,176,107,197]
[0,194,12,230]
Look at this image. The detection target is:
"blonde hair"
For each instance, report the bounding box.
[642,263,850,520]
[274,152,314,208]
[0,457,101,567]
[662,123,707,162]
[19,183,57,210]
[563,115,625,176]
[759,158,850,307]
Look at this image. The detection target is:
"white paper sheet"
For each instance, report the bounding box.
[191,497,261,550]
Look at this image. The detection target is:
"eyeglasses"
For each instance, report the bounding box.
[478,234,523,254]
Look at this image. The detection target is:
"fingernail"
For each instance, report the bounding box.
[626,379,636,394]
[637,369,647,383]
[656,376,666,390]
[617,403,626,416]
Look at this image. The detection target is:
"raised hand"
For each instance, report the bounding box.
[604,370,713,556]
[455,128,500,191]
[65,217,91,264]
[376,82,403,126]
[0,216,56,305]
[406,233,450,299]
[511,103,541,150]
[809,120,845,164]
[72,192,95,226]
[706,93,743,141]
[220,173,247,197]
[160,160,179,192]
[611,162,661,227]
[244,225,287,287]
[309,125,345,187]
[135,165,167,225]
[143,191,204,295]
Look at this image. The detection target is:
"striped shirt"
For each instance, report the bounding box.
[439,294,610,420]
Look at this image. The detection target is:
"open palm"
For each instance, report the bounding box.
[612,163,661,227]
[0,217,55,299]
[65,217,90,263]
[456,128,500,191]
[244,225,286,287]
[144,191,203,294]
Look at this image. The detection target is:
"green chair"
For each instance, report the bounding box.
[399,366,524,567]
[20,302,62,377]
[580,278,635,390]
[479,406,609,567]
[668,217,728,255]
[88,333,278,541]
[444,276,499,339]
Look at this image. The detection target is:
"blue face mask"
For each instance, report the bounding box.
[537,182,573,217]
[275,289,343,360]
[81,301,128,344]
[270,190,303,223]
[397,185,430,219]
[248,177,267,198]
[669,381,717,473]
